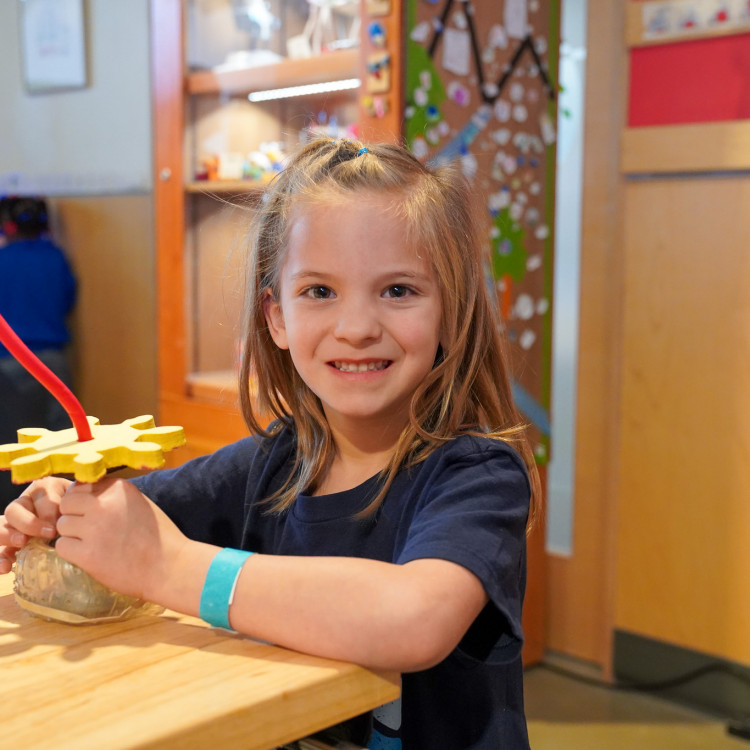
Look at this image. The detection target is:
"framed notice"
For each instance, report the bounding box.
[19,0,88,93]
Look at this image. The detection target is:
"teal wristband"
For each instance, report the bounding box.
[199,548,253,630]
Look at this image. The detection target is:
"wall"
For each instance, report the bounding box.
[0,0,157,425]
[53,194,156,424]
[549,0,750,698]
[0,1,152,195]
[614,0,750,677]
[617,175,750,664]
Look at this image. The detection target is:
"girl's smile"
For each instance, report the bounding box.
[264,191,443,440]
[330,359,391,373]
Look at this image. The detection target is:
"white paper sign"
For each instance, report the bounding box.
[504,0,528,39]
[442,28,471,76]
[21,0,87,91]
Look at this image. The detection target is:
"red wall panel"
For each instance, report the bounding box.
[628,34,750,126]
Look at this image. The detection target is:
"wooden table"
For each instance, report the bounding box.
[0,576,399,750]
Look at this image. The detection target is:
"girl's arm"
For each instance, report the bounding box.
[51,478,488,673]
[224,553,488,672]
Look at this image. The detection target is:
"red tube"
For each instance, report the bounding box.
[0,313,92,442]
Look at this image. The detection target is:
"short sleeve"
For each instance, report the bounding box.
[395,439,531,660]
[131,437,260,548]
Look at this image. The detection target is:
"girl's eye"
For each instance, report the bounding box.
[304,285,334,300]
[384,285,413,299]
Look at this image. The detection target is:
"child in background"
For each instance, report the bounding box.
[0,196,76,510]
[0,139,539,749]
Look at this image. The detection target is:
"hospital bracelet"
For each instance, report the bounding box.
[199,548,254,630]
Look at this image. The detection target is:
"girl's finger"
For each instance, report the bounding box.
[0,551,15,575]
[55,513,86,540]
[31,479,70,524]
[0,515,13,544]
[58,481,97,516]
[5,489,59,539]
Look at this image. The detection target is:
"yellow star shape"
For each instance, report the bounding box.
[0,415,186,484]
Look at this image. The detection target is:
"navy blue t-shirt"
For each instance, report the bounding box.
[134,426,531,749]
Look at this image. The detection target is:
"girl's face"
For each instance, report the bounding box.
[264,193,443,440]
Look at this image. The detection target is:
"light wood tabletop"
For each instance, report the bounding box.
[0,575,399,750]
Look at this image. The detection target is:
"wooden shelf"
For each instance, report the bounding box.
[187,369,241,404]
[187,49,360,96]
[186,178,271,195]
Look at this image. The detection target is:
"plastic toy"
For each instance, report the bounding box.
[0,415,185,485]
[0,312,185,623]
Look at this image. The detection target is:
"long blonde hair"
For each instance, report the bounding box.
[240,138,540,523]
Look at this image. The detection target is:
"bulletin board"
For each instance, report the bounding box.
[404,0,560,462]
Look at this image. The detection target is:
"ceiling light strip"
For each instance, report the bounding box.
[248,78,361,103]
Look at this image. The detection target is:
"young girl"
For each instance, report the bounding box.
[0,139,540,749]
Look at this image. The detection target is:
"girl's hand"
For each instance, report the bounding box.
[0,477,70,574]
[54,477,190,602]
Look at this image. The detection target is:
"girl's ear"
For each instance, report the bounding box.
[263,288,289,350]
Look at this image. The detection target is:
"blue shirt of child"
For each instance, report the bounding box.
[0,237,76,356]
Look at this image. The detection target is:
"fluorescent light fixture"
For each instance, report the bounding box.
[248,78,360,102]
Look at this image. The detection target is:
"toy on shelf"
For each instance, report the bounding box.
[304,111,358,141]
[195,143,286,183]
[288,0,360,58]
[221,0,283,69]
[0,312,186,624]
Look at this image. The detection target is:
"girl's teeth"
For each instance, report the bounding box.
[334,361,387,372]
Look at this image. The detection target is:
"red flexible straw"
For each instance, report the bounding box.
[0,313,92,442]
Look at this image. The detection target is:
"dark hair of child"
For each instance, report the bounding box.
[0,197,49,240]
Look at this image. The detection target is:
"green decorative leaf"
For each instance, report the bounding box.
[490,208,527,282]
[405,41,447,148]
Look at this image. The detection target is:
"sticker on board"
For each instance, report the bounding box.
[504,0,528,39]
[443,28,472,76]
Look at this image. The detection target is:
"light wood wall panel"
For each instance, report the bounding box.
[622,121,750,174]
[615,176,750,662]
[51,195,157,426]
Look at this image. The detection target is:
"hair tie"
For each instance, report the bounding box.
[357,147,369,156]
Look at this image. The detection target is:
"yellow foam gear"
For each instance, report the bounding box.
[0,415,186,484]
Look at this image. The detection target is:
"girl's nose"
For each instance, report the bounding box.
[333,298,382,344]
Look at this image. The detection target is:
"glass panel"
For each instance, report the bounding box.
[547,0,587,556]
[187,0,359,71]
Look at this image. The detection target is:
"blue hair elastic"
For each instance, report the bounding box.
[358,147,369,156]
[199,548,253,630]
